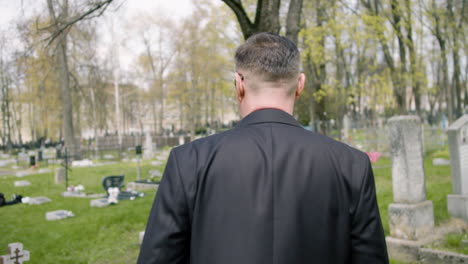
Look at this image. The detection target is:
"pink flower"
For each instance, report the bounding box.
[366,151,382,163]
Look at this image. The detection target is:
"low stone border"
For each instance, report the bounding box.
[419,248,468,263]
[127,181,159,191]
[387,219,468,263]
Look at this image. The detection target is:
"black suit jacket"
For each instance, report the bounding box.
[138,109,388,264]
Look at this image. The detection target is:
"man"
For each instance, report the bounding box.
[138,32,388,264]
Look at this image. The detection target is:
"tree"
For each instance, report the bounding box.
[44,0,115,156]
[221,0,304,43]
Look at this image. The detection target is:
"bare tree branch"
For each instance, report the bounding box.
[45,0,115,46]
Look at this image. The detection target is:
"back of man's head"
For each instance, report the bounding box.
[234,32,300,85]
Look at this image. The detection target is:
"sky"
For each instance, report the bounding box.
[0,0,196,72]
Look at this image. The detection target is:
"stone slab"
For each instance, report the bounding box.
[61,191,87,198]
[14,180,31,187]
[388,200,434,240]
[432,158,450,166]
[149,170,162,177]
[15,171,33,177]
[28,196,51,205]
[90,198,109,208]
[72,159,93,167]
[151,161,162,166]
[38,168,51,174]
[46,210,74,221]
[127,182,159,191]
[448,194,468,221]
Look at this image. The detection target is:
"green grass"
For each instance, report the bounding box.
[0,159,165,264]
[0,146,458,263]
[424,233,468,255]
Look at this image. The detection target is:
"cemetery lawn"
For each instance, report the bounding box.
[1,160,163,264]
[0,148,454,263]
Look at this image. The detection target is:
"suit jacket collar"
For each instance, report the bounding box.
[237,108,302,128]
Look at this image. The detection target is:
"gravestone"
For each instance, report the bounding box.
[14,181,31,187]
[432,158,450,166]
[37,168,51,174]
[342,114,351,141]
[0,242,30,264]
[90,198,109,208]
[45,210,74,221]
[447,115,468,221]
[143,131,154,159]
[103,154,114,160]
[27,197,51,205]
[149,170,162,178]
[151,161,162,166]
[54,167,66,184]
[139,231,145,244]
[71,159,93,167]
[387,116,434,240]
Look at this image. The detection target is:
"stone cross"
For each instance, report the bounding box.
[0,242,30,264]
[387,116,434,240]
[447,115,468,221]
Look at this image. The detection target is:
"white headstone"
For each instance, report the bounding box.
[54,167,66,184]
[28,197,51,205]
[151,161,162,166]
[447,115,468,221]
[143,132,155,159]
[342,114,351,141]
[103,154,114,160]
[37,168,51,174]
[14,181,31,187]
[15,171,32,177]
[45,210,74,221]
[388,116,426,203]
[71,159,93,167]
[90,198,109,207]
[387,116,434,240]
[432,158,450,166]
[149,170,162,178]
[0,242,30,264]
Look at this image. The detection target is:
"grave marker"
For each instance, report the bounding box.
[54,168,66,184]
[14,181,30,187]
[387,116,434,240]
[27,197,51,205]
[0,242,30,264]
[447,115,468,221]
[45,210,74,221]
[90,198,109,208]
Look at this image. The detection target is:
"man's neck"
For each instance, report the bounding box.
[240,97,294,118]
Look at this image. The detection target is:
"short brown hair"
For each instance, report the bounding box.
[234,32,300,82]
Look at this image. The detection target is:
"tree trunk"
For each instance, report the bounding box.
[223,0,303,42]
[47,0,78,156]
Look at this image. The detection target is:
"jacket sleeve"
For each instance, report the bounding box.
[137,149,190,264]
[351,156,389,264]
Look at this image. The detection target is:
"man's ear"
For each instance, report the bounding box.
[295,73,305,100]
[235,72,245,102]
